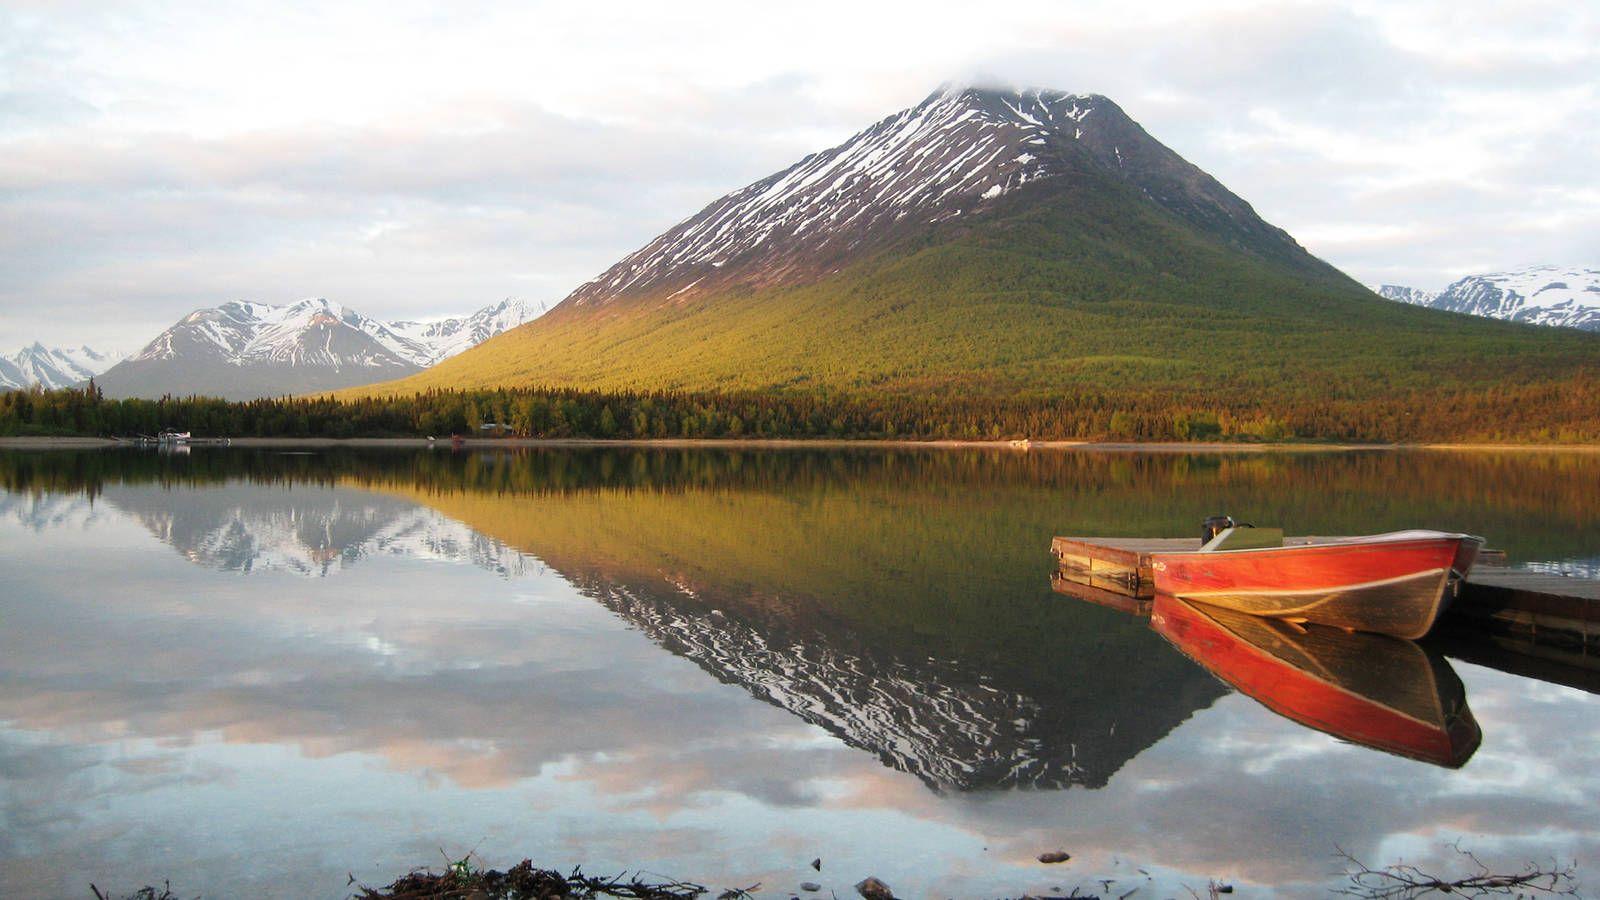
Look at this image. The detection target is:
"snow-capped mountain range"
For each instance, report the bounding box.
[127,297,536,369]
[1373,285,1438,307]
[388,299,535,365]
[1376,266,1600,332]
[91,297,542,400]
[560,85,1313,314]
[0,343,122,390]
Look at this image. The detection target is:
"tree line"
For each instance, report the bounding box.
[1,376,1597,443]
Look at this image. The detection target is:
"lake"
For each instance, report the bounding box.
[0,446,1596,898]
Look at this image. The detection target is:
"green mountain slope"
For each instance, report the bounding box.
[345,87,1600,406]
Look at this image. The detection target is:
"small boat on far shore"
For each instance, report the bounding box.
[1150,594,1481,768]
[1150,529,1484,639]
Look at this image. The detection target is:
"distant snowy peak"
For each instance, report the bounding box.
[132,298,396,368]
[1435,266,1600,330]
[1377,266,1600,332]
[0,343,122,390]
[389,298,541,366]
[127,297,540,369]
[1374,285,1437,307]
[92,296,542,400]
[559,84,1294,313]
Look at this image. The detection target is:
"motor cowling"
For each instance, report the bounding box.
[1201,515,1236,545]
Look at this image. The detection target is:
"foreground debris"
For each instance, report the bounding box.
[86,843,1584,899]
[352,858,722,900]
[1333,845,1578,898]
[92,885,185,900]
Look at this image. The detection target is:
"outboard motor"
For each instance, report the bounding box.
[1201,515,1236,545]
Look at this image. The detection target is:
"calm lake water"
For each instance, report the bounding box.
[0,447,1596,898]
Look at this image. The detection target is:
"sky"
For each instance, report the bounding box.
[1,0,1596,352]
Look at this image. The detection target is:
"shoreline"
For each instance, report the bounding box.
[2,435,1599,452]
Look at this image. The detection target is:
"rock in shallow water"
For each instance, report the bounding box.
[855,876,894,899]
[1038,851,1072,864]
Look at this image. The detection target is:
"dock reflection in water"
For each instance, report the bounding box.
[1149,595,1482,768]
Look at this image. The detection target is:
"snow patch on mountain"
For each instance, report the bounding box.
[556,83,1310,316]
[387,298,541,366]
[126,297,539,370]
[0,343,122,390]
[1373,285,1437,307]
[566,86,1109,308]
[84,296,544,400]
[1375,266,1600,332]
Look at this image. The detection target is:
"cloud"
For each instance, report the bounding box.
[0,1,1594,351]
[959,2,1600,290]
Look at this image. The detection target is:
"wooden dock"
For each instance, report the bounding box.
[1049,569,1153,617]
[1448,568,1600,654]
[1051,535,1599,661]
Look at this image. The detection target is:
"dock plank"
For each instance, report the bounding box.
[1453,569,1599,653]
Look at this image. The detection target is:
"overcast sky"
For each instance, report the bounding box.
[1,0,1595,352]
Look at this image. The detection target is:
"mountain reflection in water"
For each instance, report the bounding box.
[3,459,1223,792]
[97,485,534,577]
[2,446,1598,898]
[572,572,1222,790]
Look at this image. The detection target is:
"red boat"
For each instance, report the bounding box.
[1150,594,1481,768]
[1149,530,1484,639]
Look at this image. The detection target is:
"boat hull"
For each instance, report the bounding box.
[1150,533,1484,639]
[1150,594,1481,767]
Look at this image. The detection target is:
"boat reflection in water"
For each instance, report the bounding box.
[1149,593,1482,768]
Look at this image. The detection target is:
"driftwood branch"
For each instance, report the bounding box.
[351,856,713,900]
[1332,842,1578,898]
[91,883,186,900]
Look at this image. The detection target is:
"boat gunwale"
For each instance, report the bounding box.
[1149,533,1484,561]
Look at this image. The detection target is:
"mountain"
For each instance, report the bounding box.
[558,86,1323,311]
[1374,284,1438,307]
[386,298,540,365]
[350,85,1600,405]
[93,297,540,400]
[1376,266,1600,332]
[0,343,121,390]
